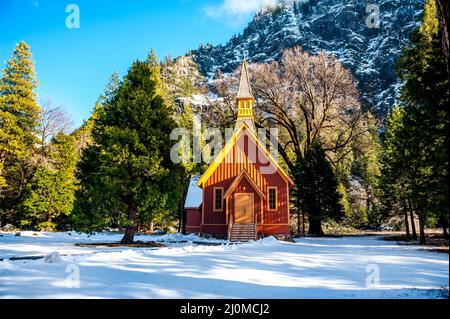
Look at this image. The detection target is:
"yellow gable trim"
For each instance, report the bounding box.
[223,169,266,200]
[197,123,294,188]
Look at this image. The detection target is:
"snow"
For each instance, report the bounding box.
[0,231,220,260]
[184,175,202,208]
[0,232,448,299]
[43,252,62,264]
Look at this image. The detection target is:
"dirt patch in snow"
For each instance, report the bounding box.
[382,233,449,254]
[75,241,165,248]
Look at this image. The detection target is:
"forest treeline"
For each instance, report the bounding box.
[0,0,447,244]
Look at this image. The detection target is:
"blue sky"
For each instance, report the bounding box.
[0,0,273,127]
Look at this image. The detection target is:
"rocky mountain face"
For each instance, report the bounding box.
[190,0,425,120]
[161,55,209,114]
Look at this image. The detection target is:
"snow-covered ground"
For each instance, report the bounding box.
[0,232,448,299]
[0,231,222,260]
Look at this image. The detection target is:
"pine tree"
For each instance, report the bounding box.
[386,0,450,243]
[20,134,77,230]
[380,0,449,244]
[293,143,343,236]
[72,72,121,159]
[349,112,383,229]
[0,41,41,226]
[74,50,185,242]
[97,71,121,106]
[70,73,123,232]
[380,107,409,226]
[293,1,298,15]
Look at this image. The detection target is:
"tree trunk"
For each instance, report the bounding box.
[149,220,154,233]
[297,199,301,236]
[443,223,449,240]
[181,210,186,235]
[179,195,183,234]
[302,210,306,236]
[121,202,137,244]
[436,0,450,242]
[403,201,410,240]
[441,216,449,240]
[307,218,324,236]
[408,199,417,240]
[435,0,449,73]
[418,212,426,245]
[308,192,324,236]
[179,178,189,234]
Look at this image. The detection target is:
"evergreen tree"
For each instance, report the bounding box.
[74,50,185,243]
[72,72,121,158]
[70,73,123,233]
[0,41,41,226]
[292,1,298,15]
[20,134,77,230]
[402,0,448,241]
[293,143,343,236]
[348,112,383,229]
[381,0,449,243]
[97,71,121,106]
[380,107,410,229]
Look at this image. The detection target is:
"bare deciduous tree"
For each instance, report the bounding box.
[37,98,73,150]
[250,47,367,171]
[34,98,73,168]
[207,47,368,170]
[251,48,370,235]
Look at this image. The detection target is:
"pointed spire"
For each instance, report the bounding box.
[235,54,255,133]
[236,53,253,99]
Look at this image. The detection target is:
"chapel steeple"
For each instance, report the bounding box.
[235,54,255,132]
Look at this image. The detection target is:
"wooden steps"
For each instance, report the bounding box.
[229,223,256,242]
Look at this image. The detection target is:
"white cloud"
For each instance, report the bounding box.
[204,0,278,25]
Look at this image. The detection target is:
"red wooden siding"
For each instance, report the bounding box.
[201,225,227,234]
[185,208,201,233]
[263,184,289,225]
[202,130,290,235]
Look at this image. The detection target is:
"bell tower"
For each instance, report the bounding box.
[235,55,255,132]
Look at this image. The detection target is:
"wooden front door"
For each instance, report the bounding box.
[234,193,254,223]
